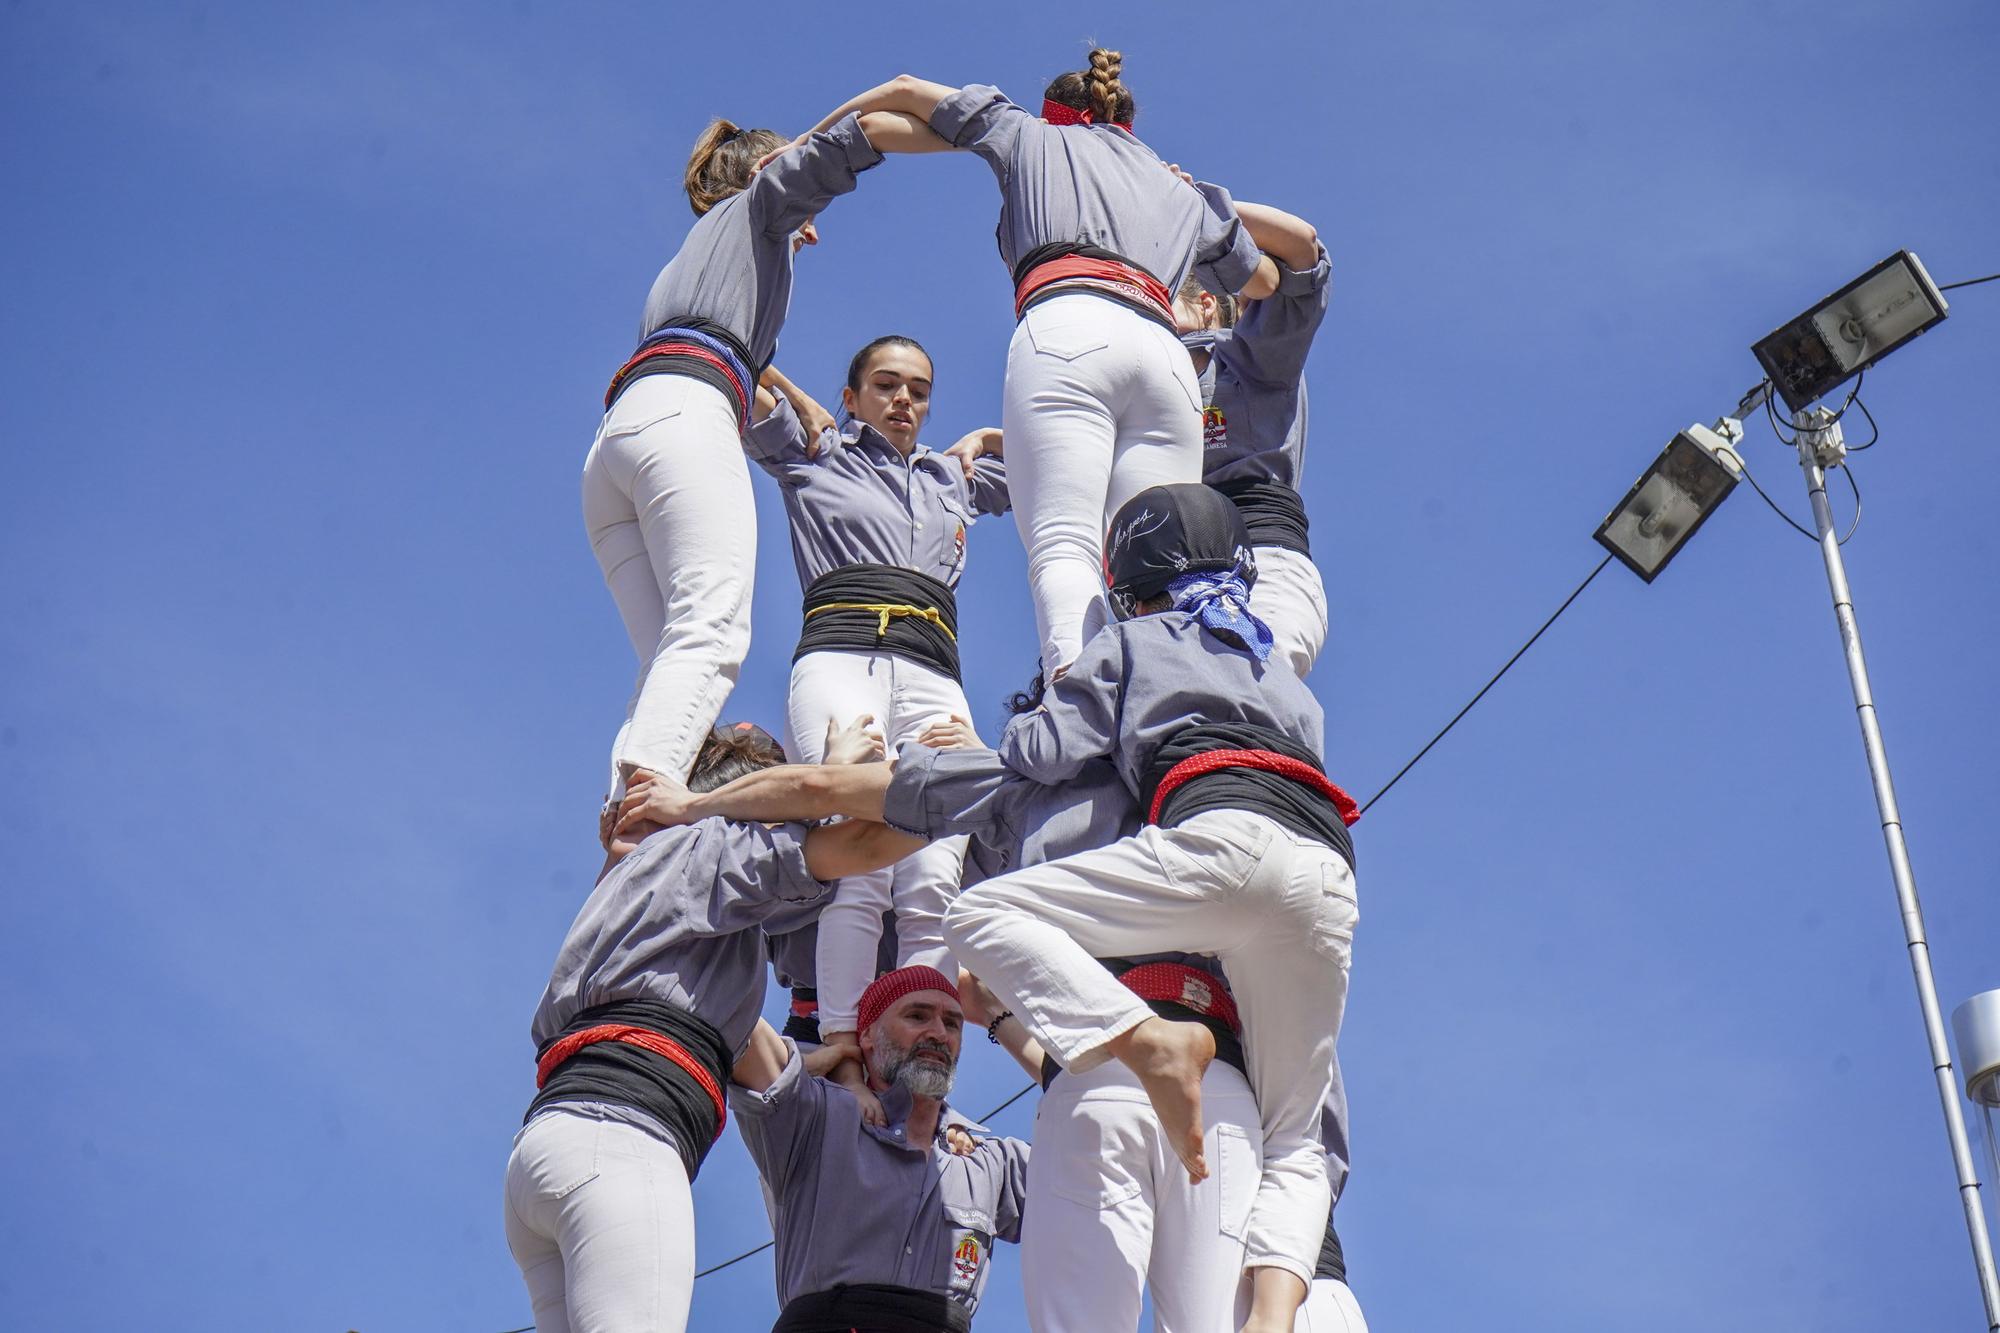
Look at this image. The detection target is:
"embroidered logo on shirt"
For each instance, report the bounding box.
[1202,406,1228,450]
[952,1233,984,1284]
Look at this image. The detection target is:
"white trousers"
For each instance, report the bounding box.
[944,811,1358,1284]
[1296,1277,1370,1332]
[581,374,755,794]
[1250,546,1330,679]
[787,649,972,1032]
[1002,294,1204,670]
[1022,1058,1262,1333]
[503,1109,696,1333]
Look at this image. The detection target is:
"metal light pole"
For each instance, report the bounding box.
[1792,404,2000,1330]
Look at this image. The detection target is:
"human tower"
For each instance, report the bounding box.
[507,48,1366,1333]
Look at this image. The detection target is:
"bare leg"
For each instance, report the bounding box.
[1105,1016,1216,1183]
[1240,1266,1308,1333]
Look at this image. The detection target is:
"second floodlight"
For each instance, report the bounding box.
[1753,250,1949,413]
[1595,425,1743,582]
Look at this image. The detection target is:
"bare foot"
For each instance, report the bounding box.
[1110,1016,1214,1183]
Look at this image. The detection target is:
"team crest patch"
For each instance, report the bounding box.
[952,1233,984,1283]
[1202,406,1228,449]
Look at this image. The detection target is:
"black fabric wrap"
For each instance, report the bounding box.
[773,1284,971,1333]
[1039,957,1246,1091]
[609,316,760,414]
[1011,241,1176,333]
[1212,476,1312,555]
[1143,721,1354,870]
[794,564,960,680]
[782,986,822,1047]
[526,998,731,1182]
[1317,1216,1348,1283]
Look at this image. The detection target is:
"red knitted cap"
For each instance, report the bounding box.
[858,965,960,1035]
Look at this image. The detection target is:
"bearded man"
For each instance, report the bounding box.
[729,965,1031,1333]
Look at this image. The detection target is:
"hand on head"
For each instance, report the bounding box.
[614,769,695,838]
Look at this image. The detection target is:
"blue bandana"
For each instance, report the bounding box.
[1167,570,1273,664]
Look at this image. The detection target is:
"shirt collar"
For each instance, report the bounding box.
[846,419,931,463]
[864,1084,953,1154]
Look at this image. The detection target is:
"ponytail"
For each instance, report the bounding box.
[1085,48,1129,126]
[1042,44,1137,126]
[683,117,789,216]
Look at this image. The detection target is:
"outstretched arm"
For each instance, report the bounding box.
[794,75,959,144]
[856,110,952,156]
[1231,200,1322,274]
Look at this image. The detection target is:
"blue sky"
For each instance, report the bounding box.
[3,2,1997,1329]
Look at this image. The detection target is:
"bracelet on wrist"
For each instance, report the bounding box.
[985,1011,1014,1044]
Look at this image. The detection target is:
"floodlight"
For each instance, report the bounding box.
[1957,990,2000,1110]
[1753,250,1950,412]
[1594,424,1743,582]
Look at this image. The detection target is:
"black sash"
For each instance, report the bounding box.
[1317,1217,1348,1284]
[526,998,731,1182]
[607,315,759,418]
[773,1284,971,1333]
[1212,476,1311,555]
[794,564,960,681]
[1142,722,1354,870]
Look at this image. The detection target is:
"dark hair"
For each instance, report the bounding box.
[687,724,787,793]
[1043,46,1134,126]
[1175,273,1238,329]
[1004,671,1048,715]
[684,118,788,216]
[845,335,932,394]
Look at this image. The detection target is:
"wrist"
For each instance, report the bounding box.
[985,1011,1014,1044]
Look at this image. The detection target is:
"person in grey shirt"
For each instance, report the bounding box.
[580,104,947,830]
[764,49,1280,674]
[939,484,1358,1333]
[742,334,1008,1094]
[730,965,1030,1332]
[621,724,1365,1331]
[506,722,899,1333]
[1177,196,1335,679]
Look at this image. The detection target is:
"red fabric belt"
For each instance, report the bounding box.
[603,342,749,425]
[1014,255,1174,326]
[535,1024,728,1139]
[1148,749,1361,828]
[1119,961,1241,1035]
[790,996,819,1019]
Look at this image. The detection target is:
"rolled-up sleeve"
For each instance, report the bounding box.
[712,820,833,908]
[996,631,1125,783]
[729,1042,828,1191]
[743,396,818,484]
[1188,181,1264,298]
[747,112,885,239]
[965,456,1010,516]
[928,83,1028,179]
[1228,245,1333,389]
[883,745,1024,845]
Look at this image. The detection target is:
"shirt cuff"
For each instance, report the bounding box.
[824,111,885,172]
[928,83,1008,147]
[1191,183,1263,296]
[881,742,940,837]
[728,1041,804,1116]
[743,394,803,463]
[1274,245,1332,297]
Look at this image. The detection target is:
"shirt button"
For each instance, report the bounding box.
[906,1246,913,1255]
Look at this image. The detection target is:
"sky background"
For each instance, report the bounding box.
[3,2,1998,1329]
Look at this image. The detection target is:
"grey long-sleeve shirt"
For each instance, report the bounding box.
[1198,245,1334,492]
[997,612,1326,800]
[885,741,1353,1195]
[530,817,832,1061]
[927,84,1262,294]
[730,1046,1030,1315]
[744,398,1009,589]
[637,113,883,365]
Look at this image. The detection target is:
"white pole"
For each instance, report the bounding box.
[1795,408,2000,1330]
